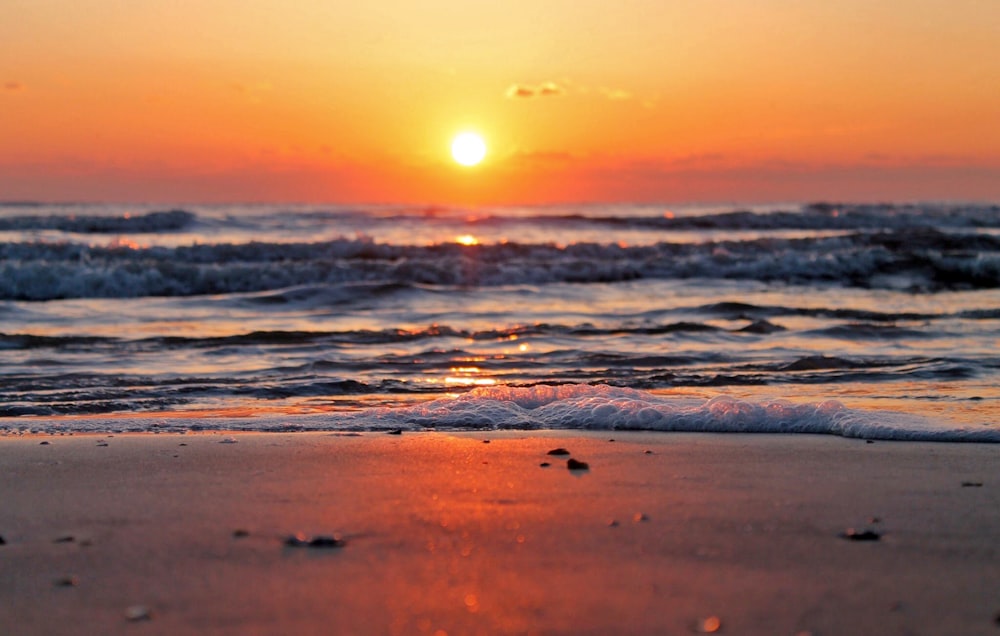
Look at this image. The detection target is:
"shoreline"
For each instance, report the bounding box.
[2,431,998,634]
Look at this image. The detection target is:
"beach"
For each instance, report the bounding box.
[2,431,997,635]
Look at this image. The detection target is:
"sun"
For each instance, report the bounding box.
[451,132,487,166]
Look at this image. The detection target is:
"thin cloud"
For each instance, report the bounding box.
[506,81,564,99]
[506,84,536,98]
[600,87,632,101]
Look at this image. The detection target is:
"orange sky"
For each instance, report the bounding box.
[2,1,999,204]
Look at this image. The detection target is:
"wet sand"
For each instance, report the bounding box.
[1,431,998,635]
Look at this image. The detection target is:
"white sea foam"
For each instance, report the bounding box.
[352,385,999,441]
[6,385,998,442]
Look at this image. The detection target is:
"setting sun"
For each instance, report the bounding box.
[451,132,487,167]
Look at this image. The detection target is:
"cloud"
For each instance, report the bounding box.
[506,81,564,99]
[4,81,24,92]
[600,87,632,101]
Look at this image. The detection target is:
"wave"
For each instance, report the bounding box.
[6,385,998,440]
[3,227,999,299]
[276,202,1000,231]
[347,385,1000,441]
[0,209,195,233]
[493,202,1000,231]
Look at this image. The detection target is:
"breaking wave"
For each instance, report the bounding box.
[3,227,999,300]
[7,385,998,441]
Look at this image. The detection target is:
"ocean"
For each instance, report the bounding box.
[2,201,999,441]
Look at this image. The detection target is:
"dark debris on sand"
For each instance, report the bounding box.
[283,533,346,549]
[547,448,570,456]
[566,458,589,471]
[839,528,881,541]
[125,605,153,622]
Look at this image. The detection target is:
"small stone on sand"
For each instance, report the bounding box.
[219,437,238,444]
[566,458,589,470]
[39,441,50,445]
[0,535,6,545]
[539,462,550,467]
[307,535,346,548]
[54,576,78,587]
[53,535,75,543]
[284,533,345,549]
[232,529,250,538]
[124,605,152,621]
[961,481,983,487]
[547,448,570,456]
[387,429,403,435]
[840,528,881,541]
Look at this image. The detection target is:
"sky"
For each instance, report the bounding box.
[1,0,999,204]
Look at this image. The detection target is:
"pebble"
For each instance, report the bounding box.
[53,535,75,543]
[53,576,78,588]
[546,448,570,456]
[539,462,551,468]
[387,429,403,435]
[566,458,589,471]
[232,529,250,538]
[840,528,881,541]
[0,535,6,545]
[633,513,649,523]
[219,437,238,444]
[283,533,346,549]
[124,605,152,621]
[961,481,983,487]
[39,441,50,445]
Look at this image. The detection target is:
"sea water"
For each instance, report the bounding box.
[2,201,999,440]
